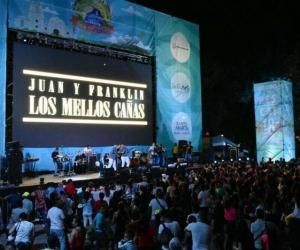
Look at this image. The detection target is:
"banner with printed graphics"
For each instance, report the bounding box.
[155,12,202,154]
[8,0,155,55]
[254,80,295,162]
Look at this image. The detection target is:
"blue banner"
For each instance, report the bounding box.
[254,80,295,162]
[155,12,202,154]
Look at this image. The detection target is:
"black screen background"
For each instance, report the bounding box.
[13,43,154,147]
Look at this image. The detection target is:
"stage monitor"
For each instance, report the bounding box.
[12,42,154,147]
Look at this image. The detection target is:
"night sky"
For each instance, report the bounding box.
[127,0,300,157]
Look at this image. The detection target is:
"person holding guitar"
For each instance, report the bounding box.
[119,143,132,168]
[51,147,60,176]
[74,151,86,174]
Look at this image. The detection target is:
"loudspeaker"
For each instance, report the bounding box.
[104,168,115,177]
[5,141,20,156]
[7,157,22,185]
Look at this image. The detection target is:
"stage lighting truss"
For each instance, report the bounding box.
[14,30,153,65]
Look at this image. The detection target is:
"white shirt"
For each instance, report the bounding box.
[91,190,101,201]
[47,206,65,230]
[15,221,34,243]
[158,221,180,237]
[198,190,209,207]
[22,198,33,214]
[186,222,210,250]
[149,198,168,220]
[149,145,157,155]
[84,147,92,155]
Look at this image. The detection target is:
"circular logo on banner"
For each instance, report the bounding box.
[171,72,191,103]
[170,32,190,63]
[172,112,192,141]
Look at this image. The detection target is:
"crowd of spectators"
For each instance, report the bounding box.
[1,157,300,250]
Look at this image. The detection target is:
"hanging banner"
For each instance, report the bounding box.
[254,80,295,162]
[154,12,202,153]
[8,0,155,55]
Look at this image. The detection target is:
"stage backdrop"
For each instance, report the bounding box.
[254,80,295,162]
[0,0,201,171]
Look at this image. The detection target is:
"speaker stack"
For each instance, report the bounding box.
[5,141,23,185]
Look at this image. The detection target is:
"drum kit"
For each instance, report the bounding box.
[57,154,76,177]
[129,151,166,167]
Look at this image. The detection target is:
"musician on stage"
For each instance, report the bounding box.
[102,153,109,167]
[83,145,92,155]
[185,141,194,166]
[51,147,59,176]
[119,143,130,168]
[107,145,119,170]
[74,151,86,174]
[148,142,158,166]
[157,144,166,167]
[172,143,178,162]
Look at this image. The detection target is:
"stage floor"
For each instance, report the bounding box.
[20,171,102,187]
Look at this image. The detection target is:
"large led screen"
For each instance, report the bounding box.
[13,43,154,147]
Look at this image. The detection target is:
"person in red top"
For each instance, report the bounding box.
[65,179,76,201]
[67,217,85,250]
[31,185,46,221]
[127,214,157,249]
[94,192,108,215]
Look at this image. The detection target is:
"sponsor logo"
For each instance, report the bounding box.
[172,112,192,141]
[170,32,190,63]
[171,72,191,103]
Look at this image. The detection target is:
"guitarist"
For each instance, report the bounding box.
[119,143,131,168]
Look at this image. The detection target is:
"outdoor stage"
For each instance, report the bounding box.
[0,164,202,195]
[0,167,161,193]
